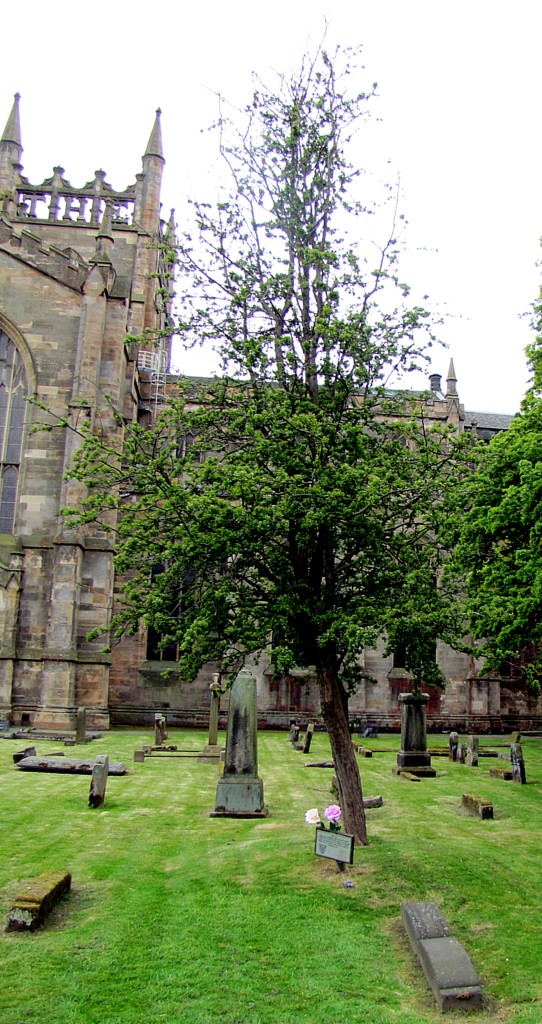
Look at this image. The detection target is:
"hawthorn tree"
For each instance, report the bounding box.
[67,48,470,844]
[454,301,542,686]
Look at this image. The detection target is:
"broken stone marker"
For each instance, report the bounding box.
[6,870,71,932]
[510,742,526,784]
[211,668,267,818]
[289,723,300,745]
[401,901,483,1011]
[89,754,109,808]
[448,731,459,762]
[13,746,36,764]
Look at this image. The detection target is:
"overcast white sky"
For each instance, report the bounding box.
[3,0,541,414]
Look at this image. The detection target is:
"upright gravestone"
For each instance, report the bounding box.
[510,742,526,784]
[448,731,459,762]
[303,722,315,754]
[89,754,109,808]
[154,713,166,747]
[211,668,267,817]
[76,706,86,744]
[208,676,220,747]
[466,736,479,768]
[395,693,436,778]
[458,743,467,764]
[198,677,223,763]
[289,723,300,745]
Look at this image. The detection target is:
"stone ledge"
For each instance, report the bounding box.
[401,901,483,1011]
[6,870,71,932]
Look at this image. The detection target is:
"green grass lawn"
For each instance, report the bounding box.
[1,728,541,1024]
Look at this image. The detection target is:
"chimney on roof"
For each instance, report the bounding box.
[429,373,442,393]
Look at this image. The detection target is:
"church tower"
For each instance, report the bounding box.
[0,94,171,730]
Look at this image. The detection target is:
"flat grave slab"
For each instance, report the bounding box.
[401,901,483,1011]
[15,756,127,775]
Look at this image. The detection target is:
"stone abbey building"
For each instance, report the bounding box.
[0,95,539,734]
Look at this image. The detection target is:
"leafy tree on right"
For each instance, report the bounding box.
[453,298,542,687]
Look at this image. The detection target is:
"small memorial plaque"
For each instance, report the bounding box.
[314,826,354,865]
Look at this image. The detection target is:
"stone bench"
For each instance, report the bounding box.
[461,793,494,819]
[6,870,71,932]
[401,901,483,1011]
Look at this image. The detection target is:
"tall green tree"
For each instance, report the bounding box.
[454,299,542,686]
[67,48,470,844]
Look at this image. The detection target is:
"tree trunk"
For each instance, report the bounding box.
[317,658,368,846]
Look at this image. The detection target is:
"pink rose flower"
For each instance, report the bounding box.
[324,804,341,823]
[305,808,321,824]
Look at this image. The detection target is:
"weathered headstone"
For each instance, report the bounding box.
[458,742,467,764]
[395,693,436,777]
[448,731,459,762]
[510,742,526,784]
[208,676,220,746]
[89,754,109,807]
[510,730,521,744]
[154,713,166,746]
[211,668,267,817]
[289,723,300,745]
[466,736,479,768]
[302,722,315,754]
[134,749,145,763]
[76,706,86,744]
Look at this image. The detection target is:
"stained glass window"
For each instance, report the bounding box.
[0,330,27,533]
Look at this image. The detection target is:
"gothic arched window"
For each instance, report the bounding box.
[0,330,27,533]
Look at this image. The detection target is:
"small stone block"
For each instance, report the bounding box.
[134,750,145,762]
[392,767,420,781]
[490,765,513,781]
[363,795,383,809]
[64,738,76,747]
[461,793,494,819]
[7,870,71,932]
